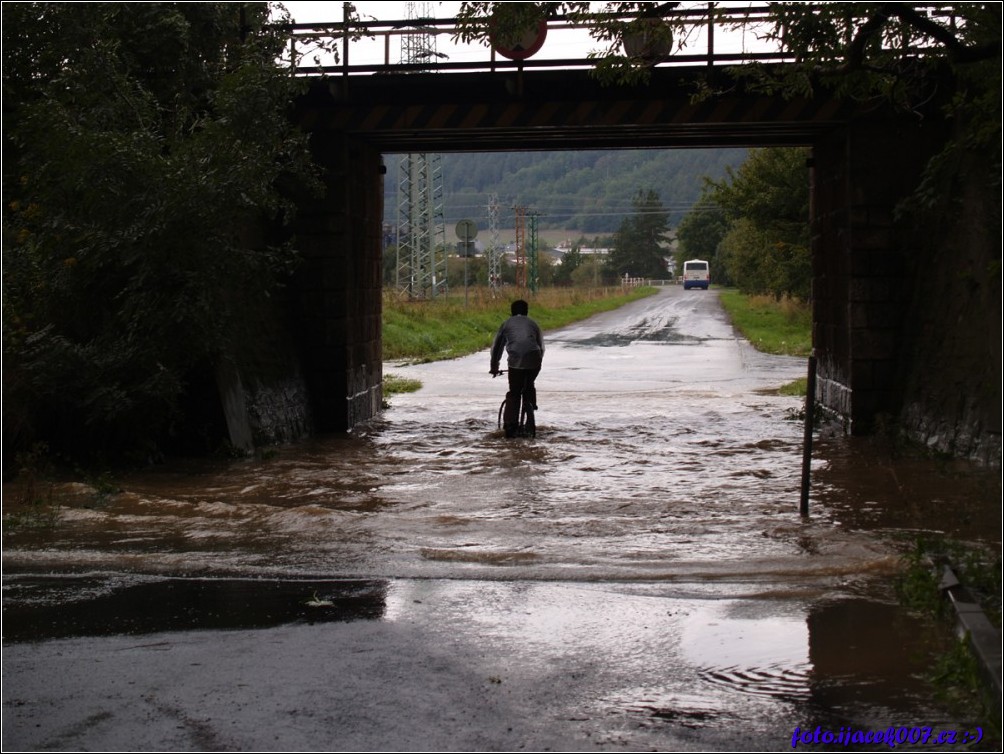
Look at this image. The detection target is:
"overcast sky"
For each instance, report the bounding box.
[278,1,602,67]
[282,2,463,24]
[277,2,771,70]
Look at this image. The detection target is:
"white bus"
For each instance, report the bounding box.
[682,259,710,290]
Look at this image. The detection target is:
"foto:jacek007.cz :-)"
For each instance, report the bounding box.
[791,725,984,748]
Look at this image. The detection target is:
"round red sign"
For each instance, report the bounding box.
[490,18,548,60]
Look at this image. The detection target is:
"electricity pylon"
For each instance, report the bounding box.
[487,193,502,294]
[513,204,527,289]
[395,2,447,299]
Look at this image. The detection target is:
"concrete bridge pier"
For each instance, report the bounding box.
[811,117,942,434]
[293,132,384,432]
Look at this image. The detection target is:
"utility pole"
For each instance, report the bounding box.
[487,193,502,295]
[513,204,527,289]
[528,210,541,294]
[394,2,447,299]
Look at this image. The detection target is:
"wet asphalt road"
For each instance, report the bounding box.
[2,287,993,751]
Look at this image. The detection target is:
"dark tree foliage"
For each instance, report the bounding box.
[553,245,583,286]
[606,189,670,278]
[3,3,321,463]
[731,3,1000,103]
[417,149,745,234]
[682,148,810,300]
[729,5,1000,238]
[455,2,999,89]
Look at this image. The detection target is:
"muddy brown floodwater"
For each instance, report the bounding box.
[3,287,999,752]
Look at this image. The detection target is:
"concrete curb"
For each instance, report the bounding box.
[939,564,1002,702]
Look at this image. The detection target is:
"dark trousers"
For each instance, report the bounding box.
[504,367,539,431]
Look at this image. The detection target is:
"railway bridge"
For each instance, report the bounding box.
[283,57,946,439]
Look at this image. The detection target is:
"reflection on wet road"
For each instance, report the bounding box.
[3,286,998,750]
[4,287,895,584]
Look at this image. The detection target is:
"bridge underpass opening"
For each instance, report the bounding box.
[379,146,754,295]
[293,65,943,438]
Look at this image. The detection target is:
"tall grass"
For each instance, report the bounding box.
[717,289,812,358]
[383,286,657,362]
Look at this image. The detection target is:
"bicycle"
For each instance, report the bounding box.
[493,371,536,438]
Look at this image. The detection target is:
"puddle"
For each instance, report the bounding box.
[2,576,387,643]
[550,315,705,347]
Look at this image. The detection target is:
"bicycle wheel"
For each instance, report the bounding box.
[521,403,536,438]
[500,394,534,438]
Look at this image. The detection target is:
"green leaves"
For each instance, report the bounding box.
[607,188,671,279]
[677,148,811,301]
[3,2,318,461]
[674,196,727,279]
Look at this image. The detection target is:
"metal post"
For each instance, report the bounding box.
[528,212,539,294]
[342,2,351,76]
[487,194,501,295]
[799,354,817,517]
[463,227,470,307]
[514,205,527,289]
[707,2,715,66]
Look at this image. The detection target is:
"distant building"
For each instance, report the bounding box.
[555,244,610,256]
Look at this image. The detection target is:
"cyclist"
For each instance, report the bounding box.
[490,299,544,438]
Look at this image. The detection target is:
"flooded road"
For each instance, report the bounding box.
[2,288,890,584]
[3,286,999,751]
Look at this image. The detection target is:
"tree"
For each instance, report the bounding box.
[606,189,670,279]
[728,4,1000,105]
[703,148,811,300]
[3,3,321,462]
[553,244,583,286]
[705,5,999,268]
[571,256,608,288]
[454,3,999,88]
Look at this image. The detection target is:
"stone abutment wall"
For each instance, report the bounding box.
[811,116,1000,466]
[292,132,384,434]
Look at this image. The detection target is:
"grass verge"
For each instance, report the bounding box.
[895,536,1002,744]
[2,443,60,532]
[380,373,423,409]
[717,289,812,396]
[717,289,812,358]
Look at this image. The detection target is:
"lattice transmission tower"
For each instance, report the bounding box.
[527,210,541,294]
[395,2,447,299]
[487,193,502,294]
[513,204,527,289]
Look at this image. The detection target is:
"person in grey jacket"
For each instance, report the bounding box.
[490,299,544,438]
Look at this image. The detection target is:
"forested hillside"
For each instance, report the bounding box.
[384,149,747,234]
